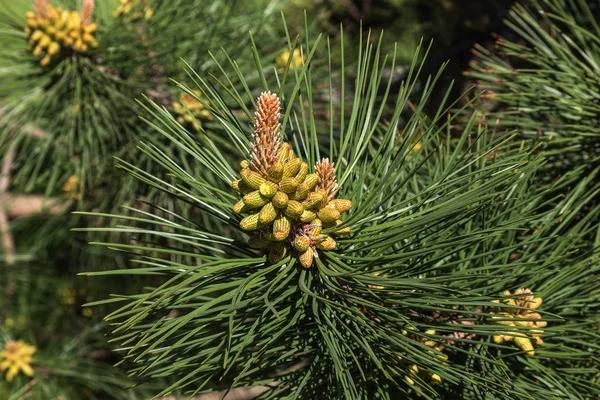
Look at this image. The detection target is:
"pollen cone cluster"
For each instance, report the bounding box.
[25,0,98,67]
[114,0,154,22]
[172,91,211,131]
[490,288,547,356]
[275,48,305,72]
[399,329,447,387]
[232,92,352,267]
[0,340,36,382]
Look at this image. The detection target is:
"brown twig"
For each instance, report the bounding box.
[0,111,48,139]
[0,147,16,264]
[0,193,64,218]
[154,359,311,400]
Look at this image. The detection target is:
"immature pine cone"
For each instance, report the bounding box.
[232,92,352,267]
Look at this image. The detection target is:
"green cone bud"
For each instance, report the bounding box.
[279,177,299,194]
[294,235,310,252]
[259,181,278,197]
[292,183,310,200]
[268,243,287,263]
[514,337,535,356]
[333,220,351,235]
[248,234,271,249]
[272,191,289,209]
[240,168,266,189]
[273,215,291,241]
[302,191,325,209]
[296,162,308,183]
[277,143,291,161]
[299,247,314,268]
[268,162,284,183]
[240,214,260,231]
[303,174,319,191]
[308,218,322,236]
[259,202,278,224]
[328,199,352,213]
[300,210,317,223]
[283,158,301,178]
[232,179,253,193]
[284,200,304,219]
[318,207,340,224]
[315,235,336,250]
[243,190,269,208]
[233,199,250,214]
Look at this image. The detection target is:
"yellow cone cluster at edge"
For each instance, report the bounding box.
[490,288,547,356]
[275,48,305,72]
[25,0,98,67]
[232,92,352,267]
[399,329,447,387]
[114,0,154,22]
[0,340,36,382]
[172,91,211,131]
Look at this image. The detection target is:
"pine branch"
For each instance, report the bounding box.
[77,19,600,398]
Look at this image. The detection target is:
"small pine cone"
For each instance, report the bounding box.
[296,162,308,182]
[259,202,278,224]
[300,210,317,223]
[268,162,284,183]
[283,158,302,178]
[243,190,269,208]
[283,200,304,219]
[315,236,336,250]
[318,208,340,224]
[315,158,339,201]
[81,0,95,25]
[248,234,271,249]
[308,219,322,237]
[272,191,289,209]
[279,177,299,194]
[294,235,310,252]
[328,199,352,213]
[259,181,278,197]
[303,174,319,191]
[240,160,250,169]
[268,243,287,263]
[303,191,325,209]
[240,214,261,231]
[273,215,291,241]
[251,92,281,175]
[299,247,314,268]
[241,169,266,189]
[333,220,351,235]
[233,199,250,214]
